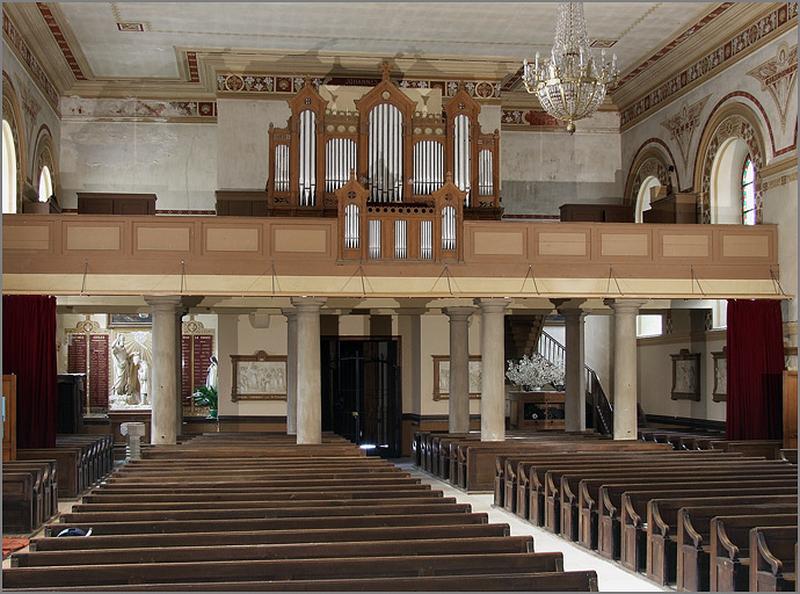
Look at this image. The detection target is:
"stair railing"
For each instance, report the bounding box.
[536,330,614,435]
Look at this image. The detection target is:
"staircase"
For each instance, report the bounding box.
[504,315,546,361]
[534,331,639,436]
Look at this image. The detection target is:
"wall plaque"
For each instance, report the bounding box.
[89,334,110,412]
[670,348,701,401]
[712,346,727,402]
[432,355,481,401]
[231,351,287,401]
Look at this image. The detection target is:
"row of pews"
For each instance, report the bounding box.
[5,432,599,591]
[3,435,113,535]
[466,428,798,592]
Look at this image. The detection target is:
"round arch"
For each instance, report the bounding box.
[2,72,27,213]
[635,175,662,223]
[623,139,678,206]
[32,124,57,202]
[694,101,767,224]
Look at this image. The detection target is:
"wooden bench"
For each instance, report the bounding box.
[17,447,83,497]
[711,514,798,591]
[2,460,58,530]
[676,505,797,591]
[644,487,797,584]
[2,551,566,588]
[750,526,797,592]
[4,570,600,592]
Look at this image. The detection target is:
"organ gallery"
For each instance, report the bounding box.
[1,1,797,592]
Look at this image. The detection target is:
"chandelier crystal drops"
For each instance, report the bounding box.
[521,2,619,134]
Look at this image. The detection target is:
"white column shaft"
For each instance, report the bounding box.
[563,311,586,432]
[283,310,298,435]
[146,297,183,445]
[477,299,509,441]
[293,298,325,444]
[610,300,644,440]
[445,308,473,434]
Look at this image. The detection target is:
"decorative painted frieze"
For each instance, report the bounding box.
[747,42,798,129]
[60,97,217,121]
[216,73,501,99]
[2,10,60,110]
[621,2,797,129]
[500,109,561,128]
[659,95,711,167]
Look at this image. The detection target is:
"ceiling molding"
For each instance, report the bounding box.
[35,2,92,81]
[617,2,797,130]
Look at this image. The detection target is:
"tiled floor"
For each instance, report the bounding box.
[400,463,669,592]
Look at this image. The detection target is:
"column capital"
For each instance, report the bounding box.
[144,295,184,312]
[554,298,587,319]
[604,298,647,314]
[474,298,511,313]
[281,307,297,319]
[443,306,475,320]
[290,297,327,312]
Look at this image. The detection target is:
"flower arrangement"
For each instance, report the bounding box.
[192,385,218,420]
[506,353,565,391]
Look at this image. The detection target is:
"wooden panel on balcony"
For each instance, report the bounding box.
[77,193,156,215]
[215,191,269,217]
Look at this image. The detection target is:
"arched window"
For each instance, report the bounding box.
[2,119,17,214]
[38,165,53,202]
[741,156,756,225]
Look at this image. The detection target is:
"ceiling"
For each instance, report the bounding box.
[57,2,714,80]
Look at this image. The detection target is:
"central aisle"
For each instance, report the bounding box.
[399,462,668,593]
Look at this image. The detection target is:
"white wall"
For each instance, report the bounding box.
[500,111,624,216]
[59,120,218,211]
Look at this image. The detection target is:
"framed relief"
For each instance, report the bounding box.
[231,350,287,401]
[670,348,701,401]
[711,347,726,402]
[432,355,481,401]
[108,313,152,328]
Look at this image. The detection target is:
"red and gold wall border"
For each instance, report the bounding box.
[620,2,797,130]
[216,73,501,101]
[2,9,60,111]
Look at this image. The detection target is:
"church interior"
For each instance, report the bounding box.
[1,1,798,591]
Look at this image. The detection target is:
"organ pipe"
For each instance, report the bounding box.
[420,220,433,260]
[368,220,382,259]
[394,220,407,259]
[454,114,471,206]
[369,103,403,202]
[344,203,360,249]
[442,206,456,252]
[326,138,356,192]
[299,110,316,206]
[274,145,289,193]
[478,149,493,196]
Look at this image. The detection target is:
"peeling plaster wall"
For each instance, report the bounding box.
[59,121,217,211]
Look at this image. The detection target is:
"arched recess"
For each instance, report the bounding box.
[694,101,767,224]
[635,175,662,223]
[2,72,27,213]
[32,124,57,203]
[623,140,677,207]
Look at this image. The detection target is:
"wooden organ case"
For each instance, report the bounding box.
[263,65,501,228]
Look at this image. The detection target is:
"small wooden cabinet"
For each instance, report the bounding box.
[508,391,565,430]
[3,374,17,461]
[77,192,156,215]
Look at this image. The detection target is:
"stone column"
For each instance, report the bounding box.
[292,297,326,444]
[174,308,186,439]
[558,303,587,432]
[444,307,474,434]
[606,299,646,440]
[281,308,298,436]
[475,298,510,441]
[145,296,183,445]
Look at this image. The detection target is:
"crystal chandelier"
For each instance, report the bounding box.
[521,2,619,134]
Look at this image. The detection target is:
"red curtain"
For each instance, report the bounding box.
[3,295,58,448]
[726,299,784,440]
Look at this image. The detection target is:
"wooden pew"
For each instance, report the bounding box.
[644,487,797,584]
[3,472,37,534]
[750,526,797,592]
[29,524,514,552]
[711,514,798,591]
[676,502,797,592]
[4,570,600,592]
[585,481,795,560]
[2,551,566,588]
[710,440,784,460]
[12,535,535,566]
[17,447,83,498]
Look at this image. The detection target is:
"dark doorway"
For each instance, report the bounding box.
[321,337,401,457]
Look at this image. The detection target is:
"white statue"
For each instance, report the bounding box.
[205,356,218,390]
[111,334,132,396]
[132,352,149,405]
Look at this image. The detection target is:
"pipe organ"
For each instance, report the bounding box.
[267,66,500,216]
